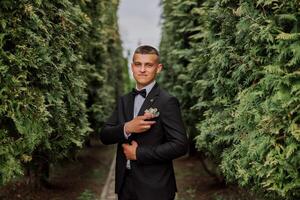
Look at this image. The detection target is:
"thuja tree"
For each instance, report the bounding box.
[159,0,203,154]
[0,0,126,187]
[0,0,92,186]
[194,1,300,198]
[160,0,300,199]
[81,0,129,135]
[216,1,299,199]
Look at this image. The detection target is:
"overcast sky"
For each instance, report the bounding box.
[118,0,162,62]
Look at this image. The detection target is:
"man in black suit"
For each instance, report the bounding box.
[100,45,188,200]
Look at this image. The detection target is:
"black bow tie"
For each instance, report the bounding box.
[132,88,147,98]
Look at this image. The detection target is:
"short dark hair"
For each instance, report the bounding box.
[134,45,159,57]
[133,45,160,62]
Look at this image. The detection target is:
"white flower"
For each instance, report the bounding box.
[144,107,160,117]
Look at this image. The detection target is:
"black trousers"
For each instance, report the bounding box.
[118,170,175,200]
[118,170,137,200]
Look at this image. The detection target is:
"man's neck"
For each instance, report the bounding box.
[136,80,156,90]
[136,81,156,96]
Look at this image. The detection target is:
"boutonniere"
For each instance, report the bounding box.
[144,107,160,117]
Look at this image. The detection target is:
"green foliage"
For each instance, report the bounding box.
[160,0,300,199]
[82,0,129,133]
[0,0,126,185]
[159,0,202,142]
[77,189,95,200]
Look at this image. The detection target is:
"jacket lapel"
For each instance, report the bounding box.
[129,83,160,141]
[137,83,160,116]
[124,83,160,121]
[124,93,134,121]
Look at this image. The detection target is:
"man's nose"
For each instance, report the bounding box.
[140,65,146,72]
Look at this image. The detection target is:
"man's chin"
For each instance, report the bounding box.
[136,80,154,87]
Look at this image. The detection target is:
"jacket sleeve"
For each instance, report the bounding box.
[136,96,188,164]
[99,97,127,145]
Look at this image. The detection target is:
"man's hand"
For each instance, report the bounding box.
[124,112,156,134]
[122,141,138,160]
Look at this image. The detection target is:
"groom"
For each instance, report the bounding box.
[100,45,188,200]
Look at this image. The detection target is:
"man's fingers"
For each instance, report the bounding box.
[131,140,138,147]
[142,125,151,129]
[141,120,156,125]
[130,114,156,133]
[141,113,154,120]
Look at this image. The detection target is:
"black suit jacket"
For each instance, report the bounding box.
[100,83,188,200]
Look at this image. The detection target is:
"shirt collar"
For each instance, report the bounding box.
[136,81,156,97]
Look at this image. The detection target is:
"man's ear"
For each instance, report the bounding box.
[157,64,163,74]
[131,63,134,72]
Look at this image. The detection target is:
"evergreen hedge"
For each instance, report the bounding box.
[160,0,300,199]
[0,0,127,186]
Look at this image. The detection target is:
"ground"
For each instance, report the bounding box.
[174,155,259,200]
[0,140,259,200]
[0,139,114,200]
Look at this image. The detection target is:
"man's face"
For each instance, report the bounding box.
[131,53,162,89]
